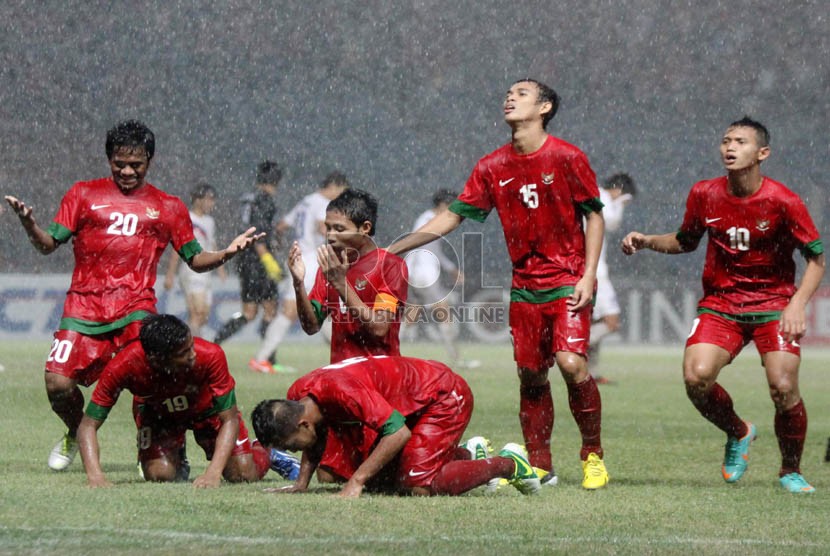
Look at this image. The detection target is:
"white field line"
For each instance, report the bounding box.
[0,526,825,549]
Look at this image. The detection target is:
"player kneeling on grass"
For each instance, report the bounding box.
[251,354,540,497]
[77,314,273,488]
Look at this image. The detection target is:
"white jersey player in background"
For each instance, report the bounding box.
[403,189,480,369]
[164,183,226,337]
[252,171,350,365]
[589,173,636,383]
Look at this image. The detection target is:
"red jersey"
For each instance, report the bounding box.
[308,248,408,362]
[46,178,201,330]
[451,135,602,291]
[85,337,236,424]
[677,176,822,315]
[287,355,465,433]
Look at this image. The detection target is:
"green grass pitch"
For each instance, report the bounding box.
[1,340,828,555]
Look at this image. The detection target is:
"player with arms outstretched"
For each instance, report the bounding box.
[622,116,824,493]
[4,120,261,472]
[388,79,609,489]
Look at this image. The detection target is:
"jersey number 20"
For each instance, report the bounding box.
[107,212,139,236]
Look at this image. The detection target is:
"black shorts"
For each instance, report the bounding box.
[237,260,279,303]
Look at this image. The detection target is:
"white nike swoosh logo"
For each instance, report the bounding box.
[236,438,248,447]
[566,336,585,343]
[91,204,110,210]
[705,217,722,224]
[408,469,428,477]
[499,178,515,187]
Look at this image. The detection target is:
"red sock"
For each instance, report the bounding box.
[688,383,746,439]
[430,457,514,496]
[775,399,807,476]
[567,375,603,460]
[519,381,553,470]
[251,440,271,480]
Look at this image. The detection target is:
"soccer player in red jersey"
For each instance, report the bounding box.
[287,188,408,485]
[77,314,271,488]
[388,79,609,489]
[4,120,262,472]
[251,355,541,497]
[622,117,825,494]
[289,188,408,363]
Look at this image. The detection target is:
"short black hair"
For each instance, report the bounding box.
[320,171,350,189]
[105,120,155,160]
[191,182,216,203]
[256,160,283,185]
[728,116,770,147]
[432,189,457,207]
[513,78,560,129]
[251,399,306,448]
[326,188,378,236]
[139,314,190,357]
[603,173,637,196]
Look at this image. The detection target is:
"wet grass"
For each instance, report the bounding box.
[1,340,829,555]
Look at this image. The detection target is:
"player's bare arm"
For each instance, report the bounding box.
[339,426,411,498]
[193,407,240,489]
[387,209,463,256]
[4,195,58,254]
[570,210,603,311]
[77,415,113,488]
[189,227,265,272]
[263,433,324,494]
[163,252,179,291]
[621,231,688,255]
[779,253,826,343]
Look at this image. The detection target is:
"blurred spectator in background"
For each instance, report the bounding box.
[402,189,479,369]
[165,182,226,337]
[252,171,350,367]
[213,161,294,374]
[588,173,637,384]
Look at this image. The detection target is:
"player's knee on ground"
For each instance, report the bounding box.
[142,458,178,482]
[316,467,343,484]
[222,454,261,483]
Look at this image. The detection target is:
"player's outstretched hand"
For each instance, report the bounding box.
[4,195,34,221]
[193,473,222,489]
[86,476,114,489]
[262,484,307,494]
[226,227,266,256]
[621,231,647,255]
[338,480,364,498]
[288,241,305,283]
